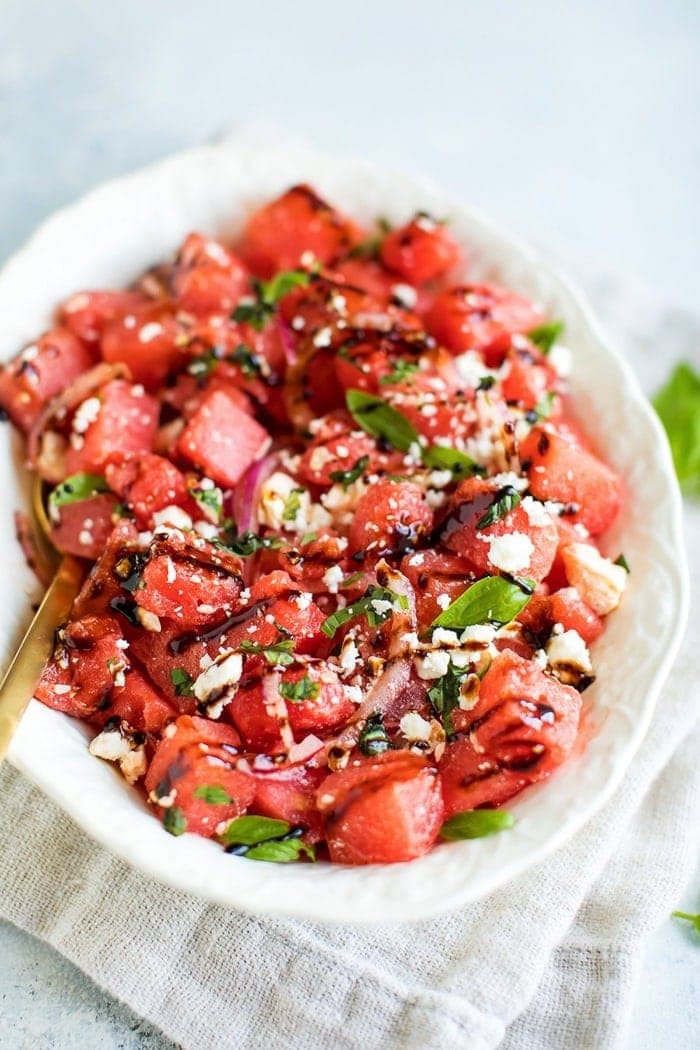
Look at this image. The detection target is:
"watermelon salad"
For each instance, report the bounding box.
[0,185,628,866]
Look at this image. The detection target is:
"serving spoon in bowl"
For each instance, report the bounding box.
[0,478,85,764]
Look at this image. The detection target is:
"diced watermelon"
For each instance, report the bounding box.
[549,587,604,645]
[64,380,159,476]
[176,388,271,488]
[101,303,183,389]
[105,453,189,528]
[248,762,326,838]
[0,328,95,433]
[49,492,119,560]
[316,752,444,864]
[93,667,177,734]
[137,555,242,628]
[171,232,249,314]
[35,615,127,719]
[520,424,623,536]
[380,215,462,285]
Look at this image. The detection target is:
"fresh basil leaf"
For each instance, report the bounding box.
[230,343,265,378]
[440,809,515,840]
[528,320,564,355]
[339,571,365,590]
[170,668,195,697]
[476,486,521,529]
[239,638,295,666]
[427,665,465,736]
[190,484,223,523]
[48,472,109,509]
[300,531,318,545]
[379,359,419,386]
[187,348,222,379]
[219,815,291,846]
[432,576,534,629]
[653,362,700,496]
[358,713,392,756]
[163,806,187,837]
[346,389,419,452]
[531,390,555,421]
[282,487,305,522]
[216,527,285,556]
[671,910,700,933]
[278,676,320,703]
[193,784,235,805]
[320,586,408,638]
[329,455,369,490]
[422,445,482,478]
[477,375,496,391]
[232,271,310,331]
[245,838,316,863]
[614,553,631,573]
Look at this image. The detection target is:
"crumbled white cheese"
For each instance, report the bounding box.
[431,627,460,647]
[193,652,243,703]
[343,684,363,704]
[391,283,418,308]
[485,532,534,573]
[548,343,573,378]
[399,711,433,742]
[72,396,101,434]
[338,636,360,676]
[138,322,164,343]
[561,543,627,616]
[521,495,553,527]
[370,598,393,617]
[414,649,451,680]
[460,624,497,646]
[323,565,344,594]
[546,629,592,674]
[89,724,147,785]
[153,505,193,531]
[454,351,498,388]
[435,593,451,610]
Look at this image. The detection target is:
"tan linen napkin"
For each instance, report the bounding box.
[0,288,698,1050]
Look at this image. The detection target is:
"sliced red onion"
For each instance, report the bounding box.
[230,452,279,535]
[287,733,324,764]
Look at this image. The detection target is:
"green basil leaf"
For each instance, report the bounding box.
[346,389,419,453]
[261,270,310,304]
[476,486,521,529]
[190,484,223,523]
[358,713,392,756]
[278,676,320,703]
[671,910,700,933]
[427,665,465,736]
[432,576,534,630]
[162,806,187,837]
[245,838,316,863]
[528,320,564,355]
[329,455,369,490]
[193,784,235,805]
[379,359,419,386]
[653,362,700,496]
[230,343,265,378]
[282,487,305,522]
[422,445,482,478]
[48,473,109,509]
[614,553,631,573]
[219,815,291,846]
[531,390,555,421]
[320,586,408,638]
[440,809,515,840]
[215,527,285,557]
[239,638,295,666]
[170,668,195,697]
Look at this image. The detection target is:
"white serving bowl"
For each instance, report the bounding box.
[0,140,688,923]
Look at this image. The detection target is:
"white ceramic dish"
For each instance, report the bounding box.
[0,140,688,924]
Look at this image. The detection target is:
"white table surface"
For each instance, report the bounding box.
[0,2,698,1047]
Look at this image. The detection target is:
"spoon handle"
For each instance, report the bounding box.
[0,556,84,765]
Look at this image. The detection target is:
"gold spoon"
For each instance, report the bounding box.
[0,478,85,764]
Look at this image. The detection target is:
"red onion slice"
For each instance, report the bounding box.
[230,452,279,535]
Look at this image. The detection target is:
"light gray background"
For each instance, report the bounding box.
[0,1,698,1047]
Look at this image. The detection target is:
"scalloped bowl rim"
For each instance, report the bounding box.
[0,140,688,924]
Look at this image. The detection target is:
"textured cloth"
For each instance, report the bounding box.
[0,285,698,1050]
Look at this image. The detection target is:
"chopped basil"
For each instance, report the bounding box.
[300,530,318,545]
[531,390,555,421]
[339,571,365,590]
[216,526,285,556]
[379,359,419,386]
[358,713,392,756]
[528,320,564,355]
[281,487,305,522]
[246,838,316,863]
[614,553,631,573]
[653,361,700,496]
[329,455,369,490]
[346,389,419,453]
[219,815,315,863]
[477,375,496,391]
[190,484,223,523]
[239,638,295,667]
[170,668,195,697]
[432,576,534,630]
[440,809,515,840]
[422,444,482,479]
[278,676,320,703]
[48,472,109,510]
[476,486,521,529]
[187,348,222,379]
[427,665,465,736]
[233,271,310,331]
[320,585,409,638]
[163,806,187,837]
[671,910,700,933]
[193,784,235,805]
[187,343,265,381]
[219,815,291,846]
[230,344,265,378]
